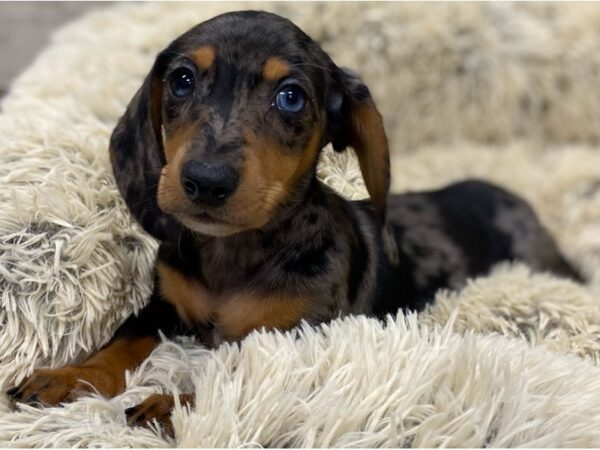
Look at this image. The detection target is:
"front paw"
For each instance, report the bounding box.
[126,393,194,438]
[6,366,120,407]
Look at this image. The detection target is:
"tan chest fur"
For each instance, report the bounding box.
[156,263,307,341]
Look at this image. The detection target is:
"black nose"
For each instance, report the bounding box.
[181,161,239,206]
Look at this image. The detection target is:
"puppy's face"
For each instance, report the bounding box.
[156,13,330,236]
[110,11,389,240]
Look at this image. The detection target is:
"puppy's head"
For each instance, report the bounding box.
[110,11,389,240]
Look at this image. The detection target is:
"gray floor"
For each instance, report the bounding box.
[0,2,108,97]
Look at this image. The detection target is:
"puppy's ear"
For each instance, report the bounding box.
[327,68,390,221]
[109,52,182,241]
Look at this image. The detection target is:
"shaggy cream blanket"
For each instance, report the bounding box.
[2,2,600,447]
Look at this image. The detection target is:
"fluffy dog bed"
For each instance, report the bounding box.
[2,2,600,447]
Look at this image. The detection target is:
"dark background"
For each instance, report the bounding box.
[0,2,108,97]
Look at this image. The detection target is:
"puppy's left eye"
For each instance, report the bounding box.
[275,86,306,113]
[169,68,195,98]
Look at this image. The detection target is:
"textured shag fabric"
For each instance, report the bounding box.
[2,2,600,447]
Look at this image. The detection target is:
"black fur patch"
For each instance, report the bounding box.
[114,288,187,339]
[282,236,333,277]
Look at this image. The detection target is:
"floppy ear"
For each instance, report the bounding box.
[327,68,390,221]
[109,52,183,241]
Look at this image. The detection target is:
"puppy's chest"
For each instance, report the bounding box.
[156,262,307,341]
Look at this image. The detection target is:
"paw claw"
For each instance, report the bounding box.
[6,387,19,398]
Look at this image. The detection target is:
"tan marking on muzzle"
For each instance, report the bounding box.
[157,125,197,214]
[224,128,321,230]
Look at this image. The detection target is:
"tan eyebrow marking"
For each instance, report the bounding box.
[191,46,216,70]
[262,57,291,81]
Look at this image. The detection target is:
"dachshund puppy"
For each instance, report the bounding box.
[7,10,580,437]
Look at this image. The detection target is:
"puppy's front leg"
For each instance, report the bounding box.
[6,336,157,406]
[6,293,183,407]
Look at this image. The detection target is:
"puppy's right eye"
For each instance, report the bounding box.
[275,85,306,113]
[169,68,195,98]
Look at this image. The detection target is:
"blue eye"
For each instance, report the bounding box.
[275,86,306,113]
[169,68,195,98]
